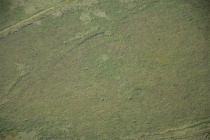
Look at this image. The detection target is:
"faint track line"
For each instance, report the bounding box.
[0,0,77,39]
[142,117,210,139]
[78,31,105,46]
[0,72,30,107]
[122,117,210,140]
[0,7,55,39]
[7,72,31,95]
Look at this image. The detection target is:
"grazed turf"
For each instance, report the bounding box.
[0,0,210,139]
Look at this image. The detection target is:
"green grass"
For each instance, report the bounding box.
[0,0,210,139]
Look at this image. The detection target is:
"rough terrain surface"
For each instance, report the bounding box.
[0,0,210,139]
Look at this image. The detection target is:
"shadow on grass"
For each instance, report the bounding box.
[0,0,12,29]
[0,0,11,15]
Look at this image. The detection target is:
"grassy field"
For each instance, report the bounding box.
[0,0,210,139]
